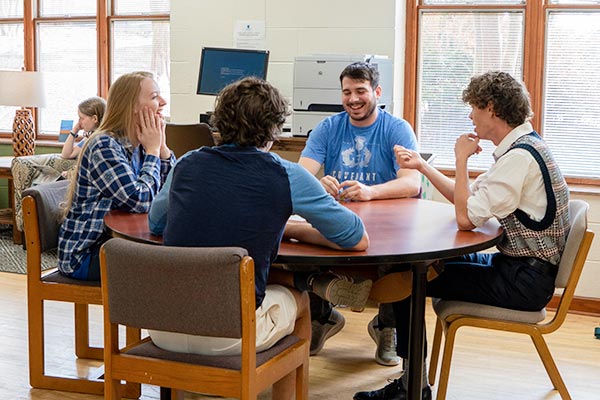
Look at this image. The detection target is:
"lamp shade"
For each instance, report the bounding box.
[0,70,47,108]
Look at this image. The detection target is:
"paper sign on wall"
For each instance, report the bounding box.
[234,20,266,50]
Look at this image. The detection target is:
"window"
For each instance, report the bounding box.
[111,0,171,116]
[112,19,170,116]
[0,0,24,132]
[417,11,524,170]
[406,0,600,182]
[37,21,98,135]
[0,0,170,138]
[542,11,600,179]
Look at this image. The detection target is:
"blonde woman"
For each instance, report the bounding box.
[58,71,174,281]
[61,96,106,159]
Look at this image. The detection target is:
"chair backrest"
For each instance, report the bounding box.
[101,238,251,338]
[165,122,215,158]
[22,179,70,253]
[555,199,589,288]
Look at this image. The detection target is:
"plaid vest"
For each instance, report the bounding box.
[496,132,570,265]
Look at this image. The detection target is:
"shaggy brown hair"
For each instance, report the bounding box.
[462,71,533,127]
[210,77,290,148]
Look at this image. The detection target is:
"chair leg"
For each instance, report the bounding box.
[428,318,443,386]
[122,327,142,399]
[529,332,572,400]
[169,388,185,400]
[75,303,103,360]
[435,322,459,400]
[29,298,104,394]
[104,376,121,400]
[28,296,45,388]
[297,362,309,400]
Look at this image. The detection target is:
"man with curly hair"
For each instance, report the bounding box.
[354,71,570,400]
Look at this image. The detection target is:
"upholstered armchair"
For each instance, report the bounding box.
[11,154,76,233]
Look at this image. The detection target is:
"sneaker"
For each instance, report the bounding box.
[353,378,432,400]
[367,316,401,366]
[310,308,345,356]
[311,272,372,309]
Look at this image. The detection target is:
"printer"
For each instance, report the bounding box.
[292,54,393,137]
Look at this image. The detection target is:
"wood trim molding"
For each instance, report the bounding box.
[403,0,419,128]
[547,295,600,316]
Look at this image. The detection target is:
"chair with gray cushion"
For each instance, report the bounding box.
[22,181,139,396]
[100,238,310,400]
[428,199,594,400]
[165,122,216,158]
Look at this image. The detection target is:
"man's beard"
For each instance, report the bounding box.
[348,101,377,122]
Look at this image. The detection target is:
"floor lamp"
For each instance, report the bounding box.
[0,70,47,157]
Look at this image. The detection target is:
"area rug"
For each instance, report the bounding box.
[0,225,56,274]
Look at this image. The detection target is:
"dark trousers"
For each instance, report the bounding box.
[393,252,557,359]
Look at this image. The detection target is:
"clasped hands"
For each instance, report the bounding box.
[320,175,375,202]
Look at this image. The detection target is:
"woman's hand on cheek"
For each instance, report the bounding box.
[136,106,161,156]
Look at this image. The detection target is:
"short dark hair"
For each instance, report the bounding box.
[210,77,290,147]
[462,71,533,127]
[339,62,380,89]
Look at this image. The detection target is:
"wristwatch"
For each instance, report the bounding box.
[70,131,78,138]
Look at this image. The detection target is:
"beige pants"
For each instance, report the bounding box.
[149,284,297,356]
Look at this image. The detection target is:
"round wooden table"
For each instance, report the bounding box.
[104,198,503,400]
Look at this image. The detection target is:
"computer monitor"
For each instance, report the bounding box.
[196,47,270,95]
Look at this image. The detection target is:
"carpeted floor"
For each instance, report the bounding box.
[0,225,56,274]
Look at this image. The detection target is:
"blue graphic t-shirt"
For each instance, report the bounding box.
[301,108,418,185]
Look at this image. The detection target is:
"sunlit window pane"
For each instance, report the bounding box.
[417,11,524,170]
[37,22,97,134]
[39,0,96,17]
[114,0,169,15]
[548,0,600,4]
[542,11,600,179]
[0,22,24,132]
[112,20,170,117]
[0,0,23,17]
[424,0,523,4]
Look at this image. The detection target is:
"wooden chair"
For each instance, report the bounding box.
[428,199,594,400]
[100,238,310,400]
[165,122,215,158]
[22,180,139,396]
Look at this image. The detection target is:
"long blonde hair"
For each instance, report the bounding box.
[61,71,155,219]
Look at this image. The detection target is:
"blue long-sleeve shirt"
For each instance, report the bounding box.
[148,145,364,307]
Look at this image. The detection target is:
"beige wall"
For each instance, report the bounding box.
[170,1,599,300]
[170,0,405,124]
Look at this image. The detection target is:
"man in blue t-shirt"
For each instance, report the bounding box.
[298,61,421,366]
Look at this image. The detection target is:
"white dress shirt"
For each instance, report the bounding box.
[467,122,548,227]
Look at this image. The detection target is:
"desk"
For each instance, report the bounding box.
[0,156,19,244]
[104,198,502,400]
